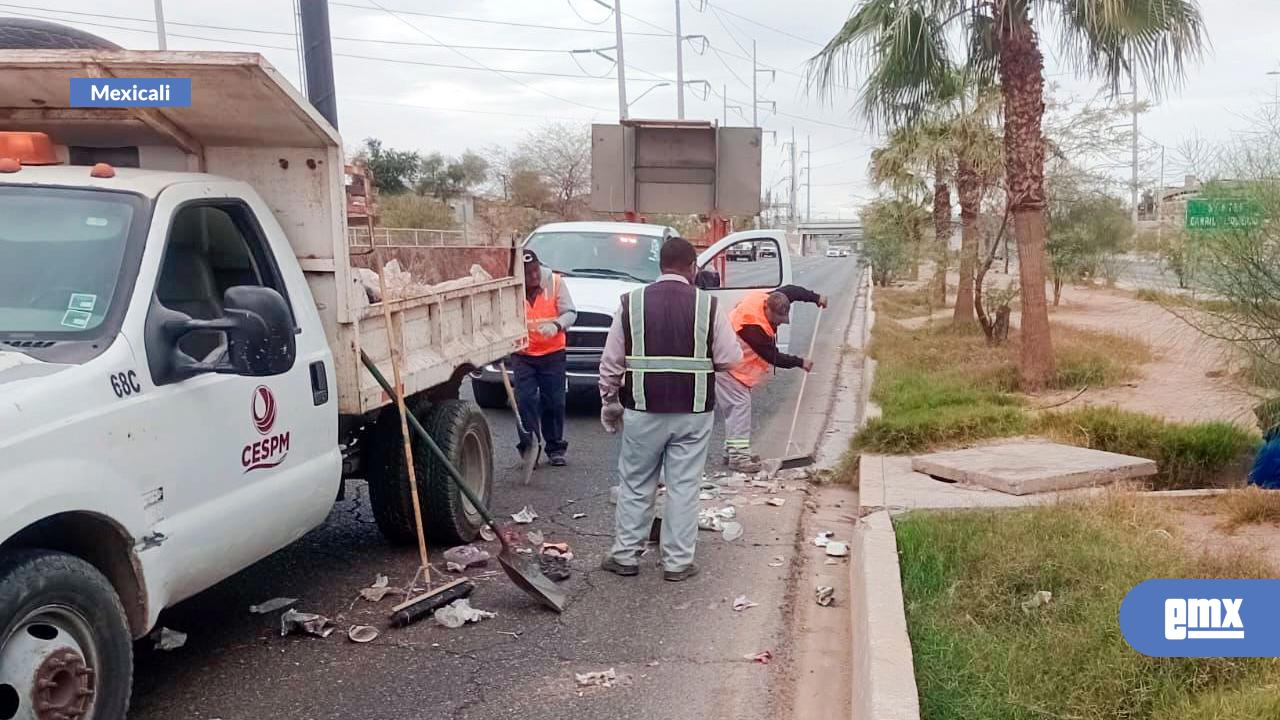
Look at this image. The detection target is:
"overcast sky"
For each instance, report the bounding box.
[10,1,1280,218]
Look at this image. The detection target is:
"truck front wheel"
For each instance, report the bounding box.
[367,398,494,546]
[0,550,133,720]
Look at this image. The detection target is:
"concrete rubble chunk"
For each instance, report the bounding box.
[910,440,1157,496]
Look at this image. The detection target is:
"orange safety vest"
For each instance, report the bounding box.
[728,291,775,388]
[523,272,567,356]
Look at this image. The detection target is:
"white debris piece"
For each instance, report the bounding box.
[815,586,835,607]
[359,574,395,602]
[824,541,850,558]
[1021,590,1054,613]
[480,525,498,542]
[575,668,618,688]
[248,597,297,614]
[280,610,336,638]
[572,512,587,519]
[766,497,786,507]
[732,595,758,611]
[433,599,497,629]
[151,627,187,651]
[813,531,834,547]
[721,521,744,542]
[511,506,538,524]
[768,557,785,568]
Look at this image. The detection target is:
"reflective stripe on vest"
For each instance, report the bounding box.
[524,273,566,356]
[625,286,715,412]
[729,290,776,388]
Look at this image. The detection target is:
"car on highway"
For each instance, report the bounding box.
[759,244,778,259]
[826,247,842,257]
[727,242,757,261]
[470,221,793,406]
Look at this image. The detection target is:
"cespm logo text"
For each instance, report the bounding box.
[1165,598,1245,640]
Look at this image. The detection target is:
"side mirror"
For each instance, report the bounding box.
[695,269,721,289]
[222,286,297,376]
[156,286,296,381]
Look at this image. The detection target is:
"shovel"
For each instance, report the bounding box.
[499,360,539,486]
[773,306,825,471]
[361,351,567,613]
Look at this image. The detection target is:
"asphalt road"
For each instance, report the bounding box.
[128,254,865,720]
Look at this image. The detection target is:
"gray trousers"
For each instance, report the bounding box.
[714,373,753,457]
[609,408,714,572]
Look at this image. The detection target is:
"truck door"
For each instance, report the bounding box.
[129,189,338,604]
[696,230,794,350]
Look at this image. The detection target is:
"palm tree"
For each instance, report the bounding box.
[870,123,951,302]
[809,0,1205,389]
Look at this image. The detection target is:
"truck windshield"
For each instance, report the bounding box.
[0,186,141,337]
[524,231,663,283]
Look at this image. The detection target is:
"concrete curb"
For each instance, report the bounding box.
[851,510,921,720]
[814,266,874,468]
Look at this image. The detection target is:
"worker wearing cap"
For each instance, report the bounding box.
[717,286,827,472]
[512,249,576,466]
[598,237,743,582]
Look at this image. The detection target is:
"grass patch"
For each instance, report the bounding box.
[1218,486,1280,530]
[875,285,939,320]
[855,317,1149,453]
[1035,406,1259,490]
[896,499,1280,720]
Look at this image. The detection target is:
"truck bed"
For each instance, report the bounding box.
[0,50,527,416]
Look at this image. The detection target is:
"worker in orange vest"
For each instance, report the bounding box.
[717,286,827,472]
[512,250,577,466]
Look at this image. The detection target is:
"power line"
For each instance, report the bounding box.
[701,0,822,47]
[352,97,593,123]
[565,0,612,26]
[331,1,669,37]
[361,0,609,112]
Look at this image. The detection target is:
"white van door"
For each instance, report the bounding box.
[695,229,794,348]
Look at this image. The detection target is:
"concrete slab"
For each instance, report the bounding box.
[860,453,1110,512]
[910,440,1157,495]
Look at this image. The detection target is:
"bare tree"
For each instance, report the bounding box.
[518,123,592,221]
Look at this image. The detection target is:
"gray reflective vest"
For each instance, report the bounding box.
[620,281,716,413]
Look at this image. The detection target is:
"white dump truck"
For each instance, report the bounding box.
[0,51,526,718]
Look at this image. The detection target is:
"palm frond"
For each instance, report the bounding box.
[1049,0,1208,97]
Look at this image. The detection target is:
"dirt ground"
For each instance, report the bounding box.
[895,269,1264,429]
[1157,495,1280,575]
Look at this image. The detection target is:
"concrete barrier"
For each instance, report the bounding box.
[851,510,921,720]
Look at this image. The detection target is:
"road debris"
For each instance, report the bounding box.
[280,610,336,638]
[721,521,744,542]
[575,668,618,688]
[442,545,491,569]
[732,595,758,611]
[768,557,785,567]
[823,558,840,566]
[527,529,545,545]
[249,597,297,614]
[391,578,475,627]
[150,627,187,651]
[571,512,587,519]
[511,506,538,524]
[646,660,660,667]
[497,630,523,638]
[813,531,834,547]
[347,625,379,643]
[359,574,397,602]
[824,541,850,558]
[539,553,572,581]
[434,598,497,628]
[815,586,835,607]
[479,525,498,542]
[766,497,786,507]
[1021,590,1053,613]
[745,650,773,664]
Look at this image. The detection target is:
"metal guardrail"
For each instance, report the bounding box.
[347,226,517,248]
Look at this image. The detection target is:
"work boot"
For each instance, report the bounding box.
[548,452,567,467]
[728,455,762,473]
[600,556,639,577]
[663,563,700,582]
[722,452,760,466]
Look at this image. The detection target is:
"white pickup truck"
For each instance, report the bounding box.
[0,51,526,718]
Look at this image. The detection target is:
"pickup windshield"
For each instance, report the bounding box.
[0,186,141,337]
[524,231,664,283]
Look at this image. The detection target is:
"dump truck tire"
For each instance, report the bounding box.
[0,18,122,49]
[0,549,133,720]
[366,398,493,546]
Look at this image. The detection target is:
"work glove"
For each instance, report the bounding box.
[537,321,559,338]
[817,295,829,309]
[802,358,814,372]
[601,400,624,434]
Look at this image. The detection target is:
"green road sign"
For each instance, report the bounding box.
[1185,197,1262,230]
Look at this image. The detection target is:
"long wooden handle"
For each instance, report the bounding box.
[784,306,824,453]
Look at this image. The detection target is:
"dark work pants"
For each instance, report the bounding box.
[510,350,568,456]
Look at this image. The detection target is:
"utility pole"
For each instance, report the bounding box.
[613,0,629,120]
[752,40,758,127]
[674,0,685,119]
[1130,58,1139,225]
[789,127,798,224]
[153,0,168,50]
[299,0,338,129]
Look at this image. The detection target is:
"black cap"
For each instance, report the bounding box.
[523,249,539,264]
